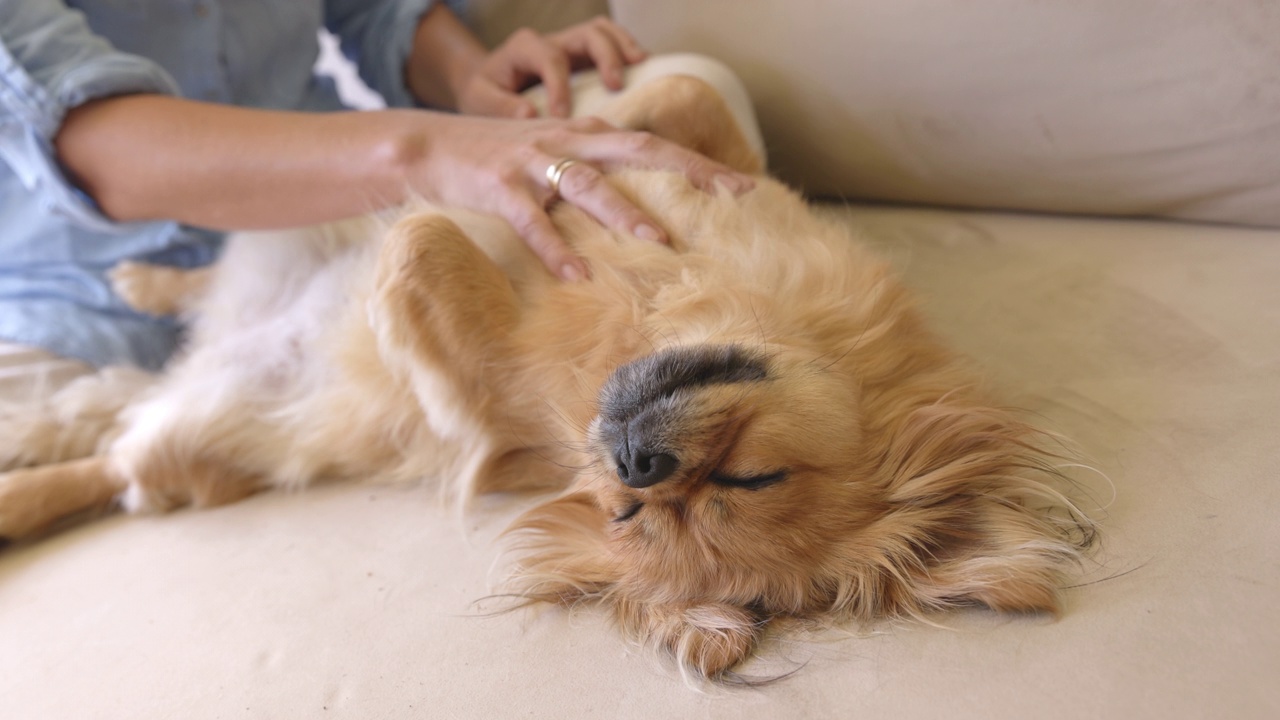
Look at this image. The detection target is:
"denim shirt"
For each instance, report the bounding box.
[0,0,454,369]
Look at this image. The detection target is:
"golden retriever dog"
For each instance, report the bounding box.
[0,74,1094,681]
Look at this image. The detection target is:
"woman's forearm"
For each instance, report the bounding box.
[55,94,423,230]
[403,4,488,110]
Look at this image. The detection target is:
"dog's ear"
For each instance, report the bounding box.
[826,403,1095,620]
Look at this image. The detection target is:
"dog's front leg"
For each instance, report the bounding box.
[602,74,764,175]
[370,212,521,432]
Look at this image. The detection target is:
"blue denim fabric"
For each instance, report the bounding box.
[0,0,449,369]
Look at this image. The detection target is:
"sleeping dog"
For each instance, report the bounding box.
[0,73,1094,680]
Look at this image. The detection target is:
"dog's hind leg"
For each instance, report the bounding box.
[0,452,261,543]
[0,457,123,542]
[602,74,764,175]
[115,451,263,517]
[0,366,155,472]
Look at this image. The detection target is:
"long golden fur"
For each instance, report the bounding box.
[0,75,1094,681]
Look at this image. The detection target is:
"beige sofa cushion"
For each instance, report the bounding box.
[611,0,1280,227]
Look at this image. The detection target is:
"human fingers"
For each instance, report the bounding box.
[591,18,648,64]
[503,194,589,281]
[459,79,539,119]
[582,29,626,90]
[545,159,669,245]
[505,29,574,117]
[570,130,755,195]
[551,23,627,90]
[553,18,648,66]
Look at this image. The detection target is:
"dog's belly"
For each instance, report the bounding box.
[109,230,405,489]
[202,245,371,393]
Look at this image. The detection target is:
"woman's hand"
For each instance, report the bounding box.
[398,112,753,281]
[406,9,648,119]
[397,10,752,280]
[456,17,649,119]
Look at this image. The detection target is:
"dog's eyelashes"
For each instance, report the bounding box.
[709,469,789,491]
[613,501,644,522]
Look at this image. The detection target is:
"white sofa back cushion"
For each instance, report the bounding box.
[611,0,1280,226]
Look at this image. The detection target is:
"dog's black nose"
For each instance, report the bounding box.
[597,346,767,490]
[614,445,679,488]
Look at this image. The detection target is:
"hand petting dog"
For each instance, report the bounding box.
[55,9,751,287]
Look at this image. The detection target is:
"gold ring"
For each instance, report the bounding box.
[545,158,580,198]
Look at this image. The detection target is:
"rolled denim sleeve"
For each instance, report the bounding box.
[325,0,467,109]
[0,0,179,233]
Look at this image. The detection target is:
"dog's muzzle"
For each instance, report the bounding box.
[596,345,768,489]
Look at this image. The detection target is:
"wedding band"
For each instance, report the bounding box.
[545,158,580,198]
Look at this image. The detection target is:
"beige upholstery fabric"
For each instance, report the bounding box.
[611,0,1280,227]
[3,205,1277,718]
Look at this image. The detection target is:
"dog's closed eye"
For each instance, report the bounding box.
[614,501,644,522]
[709,470,789,491]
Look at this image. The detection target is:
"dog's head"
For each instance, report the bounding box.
[498,168,1094,682]
[507,330,1094,681]
[590,343,871,603]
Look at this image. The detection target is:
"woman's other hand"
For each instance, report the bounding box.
[457,17,648,118]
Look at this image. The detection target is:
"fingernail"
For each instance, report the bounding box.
[634,223,665,243]
[555,101,571,117]
[715,173,755,196]
[560,262,585,282]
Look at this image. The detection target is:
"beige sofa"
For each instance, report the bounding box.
[3,2,1278,718]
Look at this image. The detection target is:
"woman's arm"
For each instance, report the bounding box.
[55,95,752,281]
[403,4,489,112]
[55,95,416,230]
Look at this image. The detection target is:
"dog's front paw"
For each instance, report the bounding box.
[622,600,762,681]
